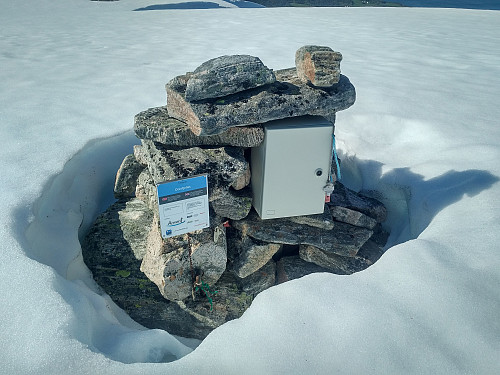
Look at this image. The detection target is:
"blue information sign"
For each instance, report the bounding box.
[156,174,209,239]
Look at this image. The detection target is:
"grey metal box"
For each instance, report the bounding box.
[251,115,333,220]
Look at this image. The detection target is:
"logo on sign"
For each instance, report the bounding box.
[167,217,185,227]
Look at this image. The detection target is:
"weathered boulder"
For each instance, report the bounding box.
[231,210,372,258]
[184,55,276,102]
[210,188,253,220]
[114,154,144,199]
[328,182,387,223]
[295,45,342,87]
[134,106,265,148]
[135,168,157,211]
[133,144,148,165]
[166,68,355,136]
[139,140,250,194]
[230,235,282,279]
[299,245,373,275]
[140,220,227,301]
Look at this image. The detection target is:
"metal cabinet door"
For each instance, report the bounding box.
[251,116,333,219]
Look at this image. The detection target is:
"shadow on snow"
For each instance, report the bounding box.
[338,154,499,247]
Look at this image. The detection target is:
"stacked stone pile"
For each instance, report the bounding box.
[82,46,389,339]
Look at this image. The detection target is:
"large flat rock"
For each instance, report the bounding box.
[166,68,355,136]
[231,210,372,258]
[134,106,264,148]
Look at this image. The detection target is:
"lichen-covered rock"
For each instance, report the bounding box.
[140,221,227,301]
[210,188,252,220]
[82,198,153,265]
[166,68,355,136]
[232,210,372,258]
[328,182,387,223]
[140,140,250,195]
[184,55,276,102]
[295,45,342,87]
[81,201,253,340]
[114,154,144,199]
[174,270,255,338]
[134,106,264,148]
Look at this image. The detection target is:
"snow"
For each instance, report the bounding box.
[1,0,499,374]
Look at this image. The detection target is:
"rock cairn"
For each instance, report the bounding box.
[82,46,389,340]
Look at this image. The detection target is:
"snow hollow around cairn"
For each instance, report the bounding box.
[82,46,389,339]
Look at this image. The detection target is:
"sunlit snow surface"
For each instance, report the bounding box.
[1,1,499,374]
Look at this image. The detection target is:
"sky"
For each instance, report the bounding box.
[0,0,499,374]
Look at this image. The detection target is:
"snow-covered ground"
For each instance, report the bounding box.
[1,1,499,374]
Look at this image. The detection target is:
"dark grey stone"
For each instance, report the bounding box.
[134,106,264,148]
[356,240,385,265]
[329,205,378,229]
[276,255,330,283]
[328,182,387,223]
[166,68,355,136]
[231,210,372,258]
[184,55,276,102]
[299,245,372,275]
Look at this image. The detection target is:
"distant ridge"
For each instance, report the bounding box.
[249,0,402,7]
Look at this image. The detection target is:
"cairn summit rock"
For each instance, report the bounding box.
[295,45,342,87]
[166,67,355,136]
[184,55,276,102]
